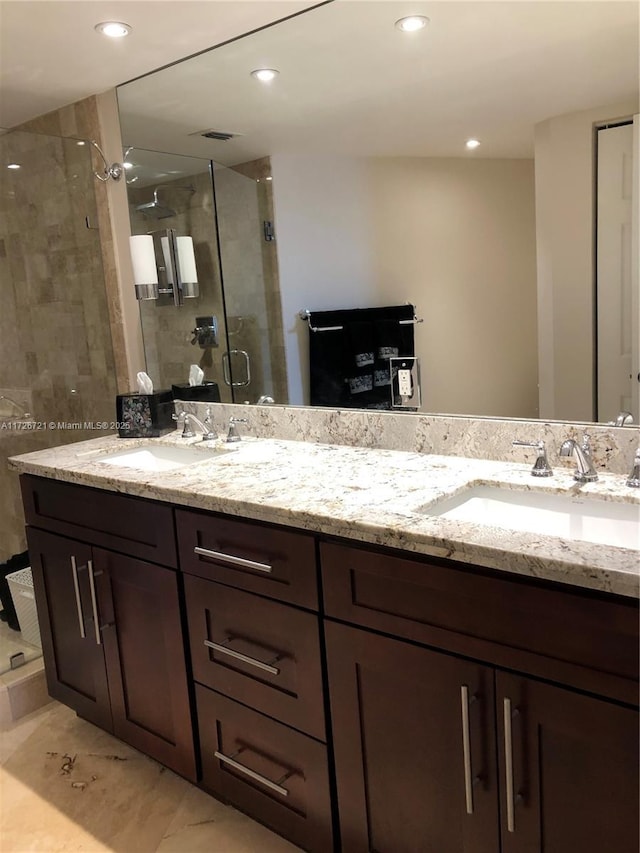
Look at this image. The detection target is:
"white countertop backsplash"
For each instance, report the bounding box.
[8,404,640,599]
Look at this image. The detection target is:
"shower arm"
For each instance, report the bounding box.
[151,184,196,204]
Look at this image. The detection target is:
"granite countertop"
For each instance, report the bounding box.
[8,432,640,599]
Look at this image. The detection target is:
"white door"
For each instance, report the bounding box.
[596,118,639,422]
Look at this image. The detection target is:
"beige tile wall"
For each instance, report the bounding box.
[1,102,121,562]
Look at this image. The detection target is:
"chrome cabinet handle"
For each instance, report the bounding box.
[460,685,474,815]
[214,749,290,797]
[194,545,273,574]
[70,556,86,639]
[504,697,516,833]
[86,559,101,646]
[204,638,281,676]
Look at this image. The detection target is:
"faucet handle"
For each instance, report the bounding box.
[226,416,248,443]
[627,448,640,488]
[512,440,553,477]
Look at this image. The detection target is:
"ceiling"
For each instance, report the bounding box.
[117,0,639,168]
[0,0,318,128]
[1,0,637,163]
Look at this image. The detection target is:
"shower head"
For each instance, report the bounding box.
[135,184,195,219]
[135,199,176,219]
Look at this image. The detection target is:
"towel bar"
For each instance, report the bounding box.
[298,308,424,333]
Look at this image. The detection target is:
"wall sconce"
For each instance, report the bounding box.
[130,230,199,305]
[129,234,159,300]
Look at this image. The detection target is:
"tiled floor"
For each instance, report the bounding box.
[1,701,300,852]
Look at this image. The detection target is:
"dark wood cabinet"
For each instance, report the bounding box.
[28,527,113,732]
[24,486,196,782]
[327,621,639,853]
[93,548,196,779]
[326,621,500,853]
[496,672,639,853]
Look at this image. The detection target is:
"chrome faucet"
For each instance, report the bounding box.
[512,439,553,477]
[612,411,634,427]
[627,448,640,488]
[173,407,216,441]
[559,434,598,483]
[226,416,248,442]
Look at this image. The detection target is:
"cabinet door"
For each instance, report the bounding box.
[93,548,196,781]
[496,672,639,853]
[27,527,112,731]
[326,621,499,853]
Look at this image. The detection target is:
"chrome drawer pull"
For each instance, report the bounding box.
[204,639,281,675]
[194,546,273,574]
[504,697,516,833]
[460,685,474,815]
[214,749,290,796]
[70,556,86,639]
[86,559,101,646]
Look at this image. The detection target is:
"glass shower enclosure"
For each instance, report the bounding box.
[0,129,118,674]
[126,148,287,404]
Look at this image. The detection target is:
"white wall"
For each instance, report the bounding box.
[272,153,538,416]
[270,154,377,404]
[534,98,638,422]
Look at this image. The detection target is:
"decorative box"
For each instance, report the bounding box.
[116,390,175,438]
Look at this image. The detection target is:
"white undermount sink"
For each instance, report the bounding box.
[419,486,640,550]
[98,444,225,472]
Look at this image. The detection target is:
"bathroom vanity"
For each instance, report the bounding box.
[10,429,640,853]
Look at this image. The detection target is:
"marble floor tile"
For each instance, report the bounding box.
[0,702,302,852]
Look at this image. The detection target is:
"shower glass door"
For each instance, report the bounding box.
[212,160,288,403]
[126,148,288,404]
[127,149,233,402]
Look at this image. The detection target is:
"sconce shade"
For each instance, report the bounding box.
[130,234,159,300]
[176,236,199,298]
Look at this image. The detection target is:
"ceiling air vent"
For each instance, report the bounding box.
[190,128,242,142]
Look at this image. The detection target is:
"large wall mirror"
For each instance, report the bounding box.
[117,0,639,424]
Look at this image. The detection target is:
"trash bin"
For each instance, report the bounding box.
[6,567,41,648]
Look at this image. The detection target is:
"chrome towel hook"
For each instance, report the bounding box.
[89,139,123,182]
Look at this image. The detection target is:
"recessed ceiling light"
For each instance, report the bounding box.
[395,16,429,32]
[7,163,21,170]
[250,69,279,83]
[95,21,131,38]
[466,139,481,150]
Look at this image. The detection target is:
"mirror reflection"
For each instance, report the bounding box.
[117,1,639,423]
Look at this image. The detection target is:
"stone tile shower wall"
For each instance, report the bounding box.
[0,130,118,561]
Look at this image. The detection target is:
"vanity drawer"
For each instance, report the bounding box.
[176,509,318,609]
[321,541,639,704]
[21,475,177,568]
[196,686,333,852]
[185,576,325,739]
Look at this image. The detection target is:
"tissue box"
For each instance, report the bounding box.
[171,382,221,403]
[116,390,174,438]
